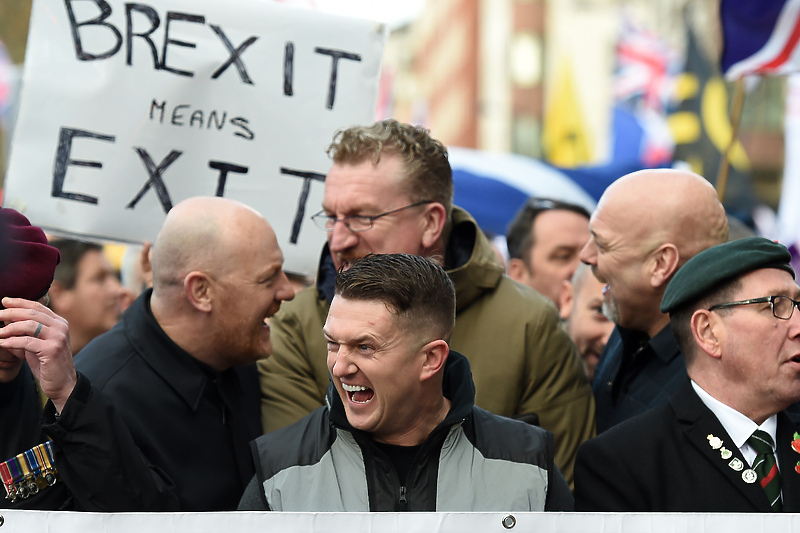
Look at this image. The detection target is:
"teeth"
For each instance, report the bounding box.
[342,383,367,392]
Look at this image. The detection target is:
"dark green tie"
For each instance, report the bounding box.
[747,429,782,512]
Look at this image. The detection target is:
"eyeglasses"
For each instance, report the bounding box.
[525,198,559,211]
[708,295,800,320]
[311,200,433,233]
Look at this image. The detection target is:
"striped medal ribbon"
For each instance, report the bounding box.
[1,441,59,501]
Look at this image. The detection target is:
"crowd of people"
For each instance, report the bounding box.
[2,119,799,514]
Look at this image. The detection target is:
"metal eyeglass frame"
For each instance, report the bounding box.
[310,200,433,233]
[707,295,800,320]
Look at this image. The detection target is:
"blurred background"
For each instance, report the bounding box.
[0,0,792,245]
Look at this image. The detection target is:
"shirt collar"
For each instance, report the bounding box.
[691,380,777,450]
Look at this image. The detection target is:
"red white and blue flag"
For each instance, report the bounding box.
[721,0,800,80]
[613,12,679,113]
[0,38,12,118]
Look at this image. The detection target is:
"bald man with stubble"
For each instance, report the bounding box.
[579,169,729,433]
[75,197,295,510]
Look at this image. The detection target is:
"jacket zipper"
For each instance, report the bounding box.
[398,485,408,511]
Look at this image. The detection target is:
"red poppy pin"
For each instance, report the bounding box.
[792,432,800,474]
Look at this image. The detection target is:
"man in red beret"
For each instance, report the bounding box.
[0,207,175,510]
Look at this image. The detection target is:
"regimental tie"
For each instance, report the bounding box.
[747,429,783,512]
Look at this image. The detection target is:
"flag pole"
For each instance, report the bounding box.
[716,78,746,202]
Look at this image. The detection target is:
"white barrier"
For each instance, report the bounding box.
[4,0,387,276]
[1,511,799,532]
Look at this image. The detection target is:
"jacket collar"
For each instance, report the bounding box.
[123,289,219,412]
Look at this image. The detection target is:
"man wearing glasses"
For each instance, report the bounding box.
[259,119,594,486]
[574,237,800,511]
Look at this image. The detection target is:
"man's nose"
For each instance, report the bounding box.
[580,238,597,265]
[328,220,358,252]
[331,348,357,377]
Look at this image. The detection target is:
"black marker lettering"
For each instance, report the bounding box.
[63,0,122,61]
[52,127,116,204]
[280,167,325,243]
[209,161,248,197]
[126,148,181,212]
[209,25,257,84]
[314,47,361,109]
[125,3,160,67]
[283,42,294,96]
[160,12,205,77]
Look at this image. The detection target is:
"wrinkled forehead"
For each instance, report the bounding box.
[734,268,800,299]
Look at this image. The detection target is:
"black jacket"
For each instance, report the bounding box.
[575,378,800,511]
[75,289,262,511]
[1,365,175,511]
[593,324,686,433]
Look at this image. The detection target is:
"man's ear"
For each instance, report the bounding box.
[691,310,722,359]
[650,243,680,288]
[184,271,213,313]
[559,279,574,320]
[420,202,447,249]
[419,340,449,382]
[507,258,530,284]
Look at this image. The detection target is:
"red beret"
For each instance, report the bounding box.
[0,208,61,301]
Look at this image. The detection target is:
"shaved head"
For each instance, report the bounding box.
[148,196,294,370]
[598,169,729,263]
[581,169,729,335]
[151,197,268,293]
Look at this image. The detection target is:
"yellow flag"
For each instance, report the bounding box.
[542,62,593,167]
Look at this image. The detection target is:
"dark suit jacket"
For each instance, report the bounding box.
[575,379,800,512]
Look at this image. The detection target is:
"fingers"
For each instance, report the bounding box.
[0,297,76,409]
[0,297,68,329]
[0,297,70,355]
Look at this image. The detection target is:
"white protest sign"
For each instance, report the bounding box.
[3,0,387,276]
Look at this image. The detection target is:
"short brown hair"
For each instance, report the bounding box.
[327,119,453,218]
[334,253,455,343]
[506,197,591,262]
[49,239,104,290]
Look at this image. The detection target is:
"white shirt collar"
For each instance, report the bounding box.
[690,380,777,452]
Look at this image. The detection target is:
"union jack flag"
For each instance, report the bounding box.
[721,0,800,80]
[613,12,679,113]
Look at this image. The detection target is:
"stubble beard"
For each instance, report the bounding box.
[602,291,620,325]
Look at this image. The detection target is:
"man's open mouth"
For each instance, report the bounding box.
[342,383,374,404]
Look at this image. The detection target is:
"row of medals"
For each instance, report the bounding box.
[707,434,759,484]
[1,442,59,502]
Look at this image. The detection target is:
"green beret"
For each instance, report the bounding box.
[661,237,795,314]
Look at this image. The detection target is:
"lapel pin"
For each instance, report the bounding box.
[708,435,723,449]
[720,447,732,460]
[742,469,758,484]
[792,432,800,474]
[729,458,744,472]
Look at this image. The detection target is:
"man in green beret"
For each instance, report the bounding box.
[574,237,800,512]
